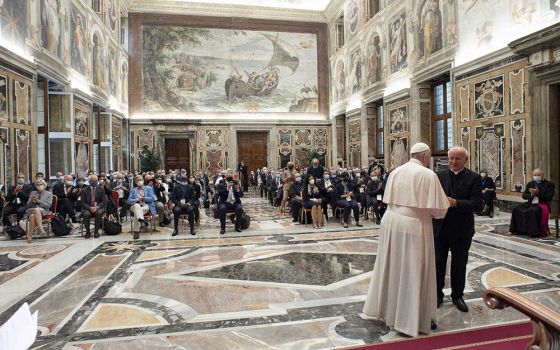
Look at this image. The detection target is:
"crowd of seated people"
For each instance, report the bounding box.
[253,158,388,228]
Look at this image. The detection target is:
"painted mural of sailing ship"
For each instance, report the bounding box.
[225,33,299,100]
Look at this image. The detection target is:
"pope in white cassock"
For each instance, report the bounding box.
[363,142,449,337]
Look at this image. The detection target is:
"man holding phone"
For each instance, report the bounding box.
[171,176,198,236]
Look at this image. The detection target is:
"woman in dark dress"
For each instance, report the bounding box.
[480,170,496,218]
[303,175,326,229]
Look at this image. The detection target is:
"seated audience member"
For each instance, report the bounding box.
[322,171,335,221]
[24,180,53,243]
[303,175,326,229]
[110,174,130,220]
[366,171,383,224]
[171,176,197,236]
[98,175,117,217]
[127,175,156,240]
[80,175,107,239]
[510,169,555,238]
[334,172,363,228]
[32,172,50,191]
[355,170,368,216]
[74,177,86,213]
[289,173,304,223]
[217,172,243,234]
[306,158,324,181]
[2,173,32,227]
[480,170,496,218]
[152,175,169,226]
[268,170,280,206]
[53,174,80,224]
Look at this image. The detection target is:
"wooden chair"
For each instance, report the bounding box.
[130,210,157,233]
[300,205,313,226]
[26,195,57,240]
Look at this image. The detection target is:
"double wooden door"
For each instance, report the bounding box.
[165,139,190,171]
[237,132,268,174]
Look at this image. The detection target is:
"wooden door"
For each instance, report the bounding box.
[237,132,268,174]
[165,139,190,171]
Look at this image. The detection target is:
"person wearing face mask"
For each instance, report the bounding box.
[306,158,324,181]
[279,162,296,214]
[259,167,268,198]
[171,176,198,236]
[2,174,33,228]
[188,175,202,225]
[289,173,304,223]
[80,175,108,239]
[333,172,363,228]
[52,174,80,225]
[267,171,279,206]
[152,175,169,227]
[303,175,326,229]
[322,171,335,221]
[366,171,383,225]
[24,180,53,243]
[217,172,244,234]
[510,168,555,238]
[74,177,85,213]
[127,175,157,239]
[32,172,51,191]
[479,170,496,218]
[110,174,131,221]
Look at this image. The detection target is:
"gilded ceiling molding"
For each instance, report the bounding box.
[129,0,327,22]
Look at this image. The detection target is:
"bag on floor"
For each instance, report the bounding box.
[5,224,25,239]
[241,213,251,230]
[52,215,71,236]
[103,219,122,235]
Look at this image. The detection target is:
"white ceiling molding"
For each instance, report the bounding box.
[323,0,344,22]
[129,0,328,22]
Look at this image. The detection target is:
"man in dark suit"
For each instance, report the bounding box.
[306,158,324,181]
[433,147,482,313]
[171,176,197,236]
[334,172,363,228]
[238,161,249,192]
[52,174,79,224]
[110,174,130,220]
[289,173,304,222]
[2,173,33,227]
[217,172,244,234]
[80,175,108,238]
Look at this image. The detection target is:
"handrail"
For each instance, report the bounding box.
[483,287,560,349]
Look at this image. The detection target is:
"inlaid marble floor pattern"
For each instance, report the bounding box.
[0,197,559,349]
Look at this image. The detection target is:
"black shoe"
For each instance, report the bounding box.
[489,212,494,218]
[190,228,196,235]
[230,216,235,224]
[172,230,178,237]
[452,297,469,312]
[376,218,381,225]
[94,231,100,238]
[71,217,79,224]
[355,222,363,227]
[431,320,437,331]
[437,296,443,308]
[133,231,140,240]
[235,228,242,233]
[220,229,225,235]
[292,218,299,222]
[159,222,165,227]
[84,232,91,239]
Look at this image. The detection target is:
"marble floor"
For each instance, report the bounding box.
[0,195,559,349]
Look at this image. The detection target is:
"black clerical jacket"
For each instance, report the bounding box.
[433,168,482,238]
[522,180,555,204]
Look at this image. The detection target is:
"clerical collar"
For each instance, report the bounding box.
[450,168,465,175]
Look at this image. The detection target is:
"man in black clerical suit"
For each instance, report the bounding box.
[2,173,33,227]
[217,172,244,234]
[306,158,324,181]
[433,146,482,313]
[171,176,197,236]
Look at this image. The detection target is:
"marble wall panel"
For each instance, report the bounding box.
[509,69,525,115]
[75,141,90,177]
[474,75,505,119]
[206,150,223,176]
[390,137,408,169]
[510,119,526,193]
[459,84,470,122]
[367,116,376,158]
[295,148,310,168]
[279,129,292,147]
[336,116,346,160]
[74,101,91,138]
[314,129,327,148]
[461,126,470,154]
[197,128,230,175]
[348,120,360,143]
[279,148,292,169]
[295,130,312,147]
[475,123,505,189]
[13,80,31,125]
[419,102,431,143]
[0,75,7,120]
[15,129,31,181]
[0,128,10,186]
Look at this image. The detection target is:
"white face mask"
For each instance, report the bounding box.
[136,181,144,187]
[36,185,45,192]
[372,176,378,181]
[533,176,543,183]
[65,180,73,186]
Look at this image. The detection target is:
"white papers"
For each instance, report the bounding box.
[0,303,38,350]
[346,196,352,202]
[377,195,382,201]
[532,197,539,204]
[359,188,364,193]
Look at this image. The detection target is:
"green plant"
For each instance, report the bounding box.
[139,145,162,171]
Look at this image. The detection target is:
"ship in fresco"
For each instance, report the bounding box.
[225,33,299,100]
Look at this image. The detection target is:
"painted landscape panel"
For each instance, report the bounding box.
[142,26,319,113]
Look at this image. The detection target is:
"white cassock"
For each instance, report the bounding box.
[363,158,449,337]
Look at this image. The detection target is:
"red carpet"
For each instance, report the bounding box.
[345,322,533,350]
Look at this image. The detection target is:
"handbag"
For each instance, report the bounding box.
[52,215,71,236]
[103,219,122,235]
[5,224,26,239]
[241,213,251,230]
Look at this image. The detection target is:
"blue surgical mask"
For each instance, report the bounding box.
[90,181,98,188]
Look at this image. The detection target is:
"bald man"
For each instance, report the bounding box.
[433,146,482,313]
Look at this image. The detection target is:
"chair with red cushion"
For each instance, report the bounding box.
[26,195,57,240]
